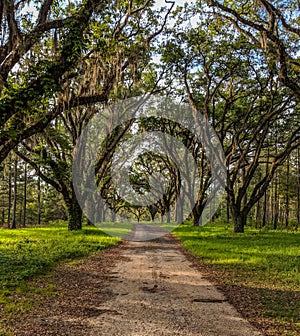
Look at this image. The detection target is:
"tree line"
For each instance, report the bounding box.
[0,0,299,232]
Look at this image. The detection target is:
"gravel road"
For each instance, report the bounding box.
[88,224,262,336]
[9,224,263,336]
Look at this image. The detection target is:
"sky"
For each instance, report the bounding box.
[22,0,196,21]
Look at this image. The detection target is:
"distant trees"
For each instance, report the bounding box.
[128,151,180,223]
[1,0,174,230]
[161,8,299,232]
[0,1,299,232]
[0,152,66,228]
[252,148,300,230]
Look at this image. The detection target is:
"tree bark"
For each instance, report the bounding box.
[226,195,230,223]
[150,210,156,222]
[23,163,27,227]
[285,157,290,229]
[66,195,83,231]
[297,147,300,230]
[262,188,268,228]
[1,210,4,227]
[255,199,261,228]
[273,172,279,230]
[192,198,206,226]
[231,208,246,233]
[192,204,204,226]
[37,174,41,226]
[176,198,184,224]
[97,197,104,224]
[7,161,12,228]
[166,211,171,224]
[111,211,116,222]
[262,148,270,228]
[11,156,18,229]
[148,205,157,222]
[86,218,93,226]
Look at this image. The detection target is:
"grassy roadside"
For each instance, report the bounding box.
[173,222,300,336]
[0,221,119,333]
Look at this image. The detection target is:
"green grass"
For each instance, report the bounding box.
[0,221,119,299]
[173,222,300,335]
[1,220,299,334]
[0,221,120,333]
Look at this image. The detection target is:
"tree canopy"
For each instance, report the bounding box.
[0,0,299,232]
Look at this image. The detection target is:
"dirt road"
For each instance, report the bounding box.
[88,224,262,336]
[11,224,263,335]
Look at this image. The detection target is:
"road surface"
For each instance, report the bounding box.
[88,224,262,336]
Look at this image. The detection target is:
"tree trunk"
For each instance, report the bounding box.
[255,199,261,228]
[192,211,201,226]
[297,147,300,231]
[86,217,93,226]
[66,196,83,231]
[23,163,27,227]
[11,157,18,229]
[273,172,279,230]
[285,157,290,229]
[7,160,12,228]
[37,174,41,226]
[166,211,170,224]
[102,207,106,222]
[176,200,184,224]
[97,197,103,223]
[192,201,205,226]
[111,211,116,222]
[262,188,268,228]
[148,205,157,222]
[262,148,270,228]
[231,206,246,233]
[279,198,284,226]
[273,130,279,230]
[226,195,230,223]
[150,212,155,222]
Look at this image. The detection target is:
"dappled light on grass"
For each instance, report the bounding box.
[0,221,119,295]
[174,223,300,289]
[174,222,300,335]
